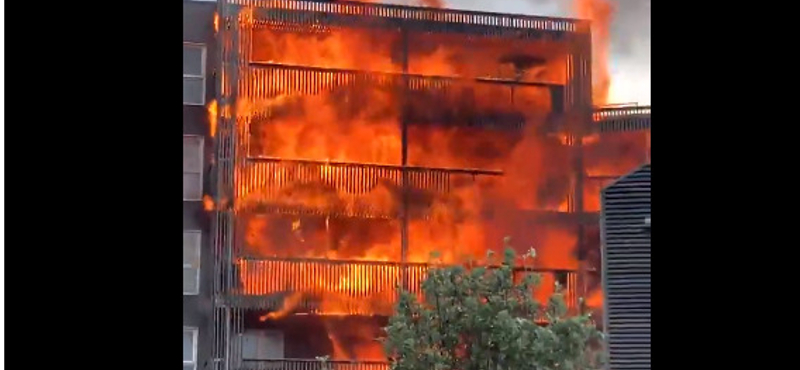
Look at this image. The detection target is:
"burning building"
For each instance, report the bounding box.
[182,0,651,369]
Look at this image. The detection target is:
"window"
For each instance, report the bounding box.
[183,135,204,201]
[184,43,206,105]
[242,330,284,360]
[184,231,201,295]
[183,327,198,370]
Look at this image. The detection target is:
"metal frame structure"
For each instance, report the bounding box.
[208,1,622,369]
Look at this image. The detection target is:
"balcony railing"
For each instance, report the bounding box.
[227,256,579,315]
[235,157,502,219]
[241,359,388,370]
[243,63,555,133]
[592,106,650,121]
[242,0,588,37]
[592,106,651,134]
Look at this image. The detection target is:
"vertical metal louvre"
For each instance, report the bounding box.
[601,164,651,370]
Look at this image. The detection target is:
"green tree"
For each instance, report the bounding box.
[384,244,603,370]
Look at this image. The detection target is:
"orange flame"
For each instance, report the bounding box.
[207,99,217,138]
[574,0,615,105]
[203,195,215,211]
[323,317,386,361]
[586,288,603,309]
[259,292,304,321]
[583,131,650,212]
[213,12,219,34]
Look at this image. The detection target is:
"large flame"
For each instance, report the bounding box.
[214,11,219,34]
[203,195,215,211]
[574,0,615,106]
[207,99,217,138]
[586,288,603,309]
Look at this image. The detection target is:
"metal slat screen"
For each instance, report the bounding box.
[601,164,651,370]
[593,106,651,134]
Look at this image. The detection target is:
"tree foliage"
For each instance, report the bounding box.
[384,244,603,370]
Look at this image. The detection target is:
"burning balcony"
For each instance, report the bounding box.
[222,256,579,317]
[214,259,583,369]
[235,157,502,219]
[240,359,388,370]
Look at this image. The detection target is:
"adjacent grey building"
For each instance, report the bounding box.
[601,164,651,370]
[184,1,216,369]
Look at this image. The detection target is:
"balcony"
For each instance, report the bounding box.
[592,106,651,134]
[241,359,387,370]
[235,157,502,219]
[223,256,579,316]
[247,0,588,39]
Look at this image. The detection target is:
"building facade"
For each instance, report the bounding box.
[184,1,216,369]
[183,1,651,369]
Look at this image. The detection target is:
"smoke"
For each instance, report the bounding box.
[605,0,650,104]
[419,0,445,6]
[607,1,651,57]
[573,0,614,105]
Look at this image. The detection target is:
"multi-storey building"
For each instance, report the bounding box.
[183,1,651,369]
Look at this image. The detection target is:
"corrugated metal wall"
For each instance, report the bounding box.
[601,164,651,370]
